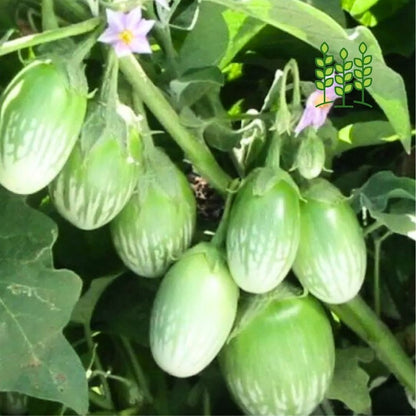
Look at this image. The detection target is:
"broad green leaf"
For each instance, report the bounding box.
[373,211,416,240]
[219,11,265,68]
[342,0,379,15]
[352,171,415,213]
[334,120,397,154]
[170,67,224,108]
[205,0,412,152]
[178,2,229,73]
[0,188,87,415]
[326,347,374,414]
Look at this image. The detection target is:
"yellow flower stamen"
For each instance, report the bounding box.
[119,30,134,45]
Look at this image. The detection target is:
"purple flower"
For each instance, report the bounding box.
[98,8,155,57]
[294,84,338,136]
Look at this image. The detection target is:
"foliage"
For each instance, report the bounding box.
[0,0,414,415]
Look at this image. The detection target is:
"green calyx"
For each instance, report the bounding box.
[228,282,306,342]
[301,178,347,205]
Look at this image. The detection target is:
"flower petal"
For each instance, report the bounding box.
[132,19,155,36]
[129,37,153,54]
[106,9,126,32]
[126,7,142,29]
[113,41,133,57]
[98,28,120,44]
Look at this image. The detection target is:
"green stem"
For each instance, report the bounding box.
[119,55,232,196]
[84,325,114,410]
[373,230,393,317]
[42,0,59,31]
[132,92,155,152]
[328,296,415,393]
[211,179,240,248]
[0,17,101,57]
[120,337,153,403]
[363,220,384,237]
[265,132,282,170]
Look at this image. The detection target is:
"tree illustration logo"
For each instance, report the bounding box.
[314,41,373,109]
[314,42,334,107]
[354,42,373,108]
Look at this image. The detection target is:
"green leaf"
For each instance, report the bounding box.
[344,61,353,71]
[178,3,229,73]
[354,80,363,90]
[315,57,324,68]
[344,83,353,93]
[335,63,344,73]
[363,78,372,87]
[205,0,412,151]
[326,347,374,414]
[335,75,343,84]
[219,10,265,68]
[315,68,324,79]
[363,67,373,76]
[0,188,87,414]
[363,55,372,64]
[359,41,368,54]
[335,120,396,154]
[373,208,416,240]
[325,66,334,76]
[354,68,363,79]
[343,0,379,15]
[352,170,415,213]
[345,72,354,82]
[354,57,363,67]
[169,67,224,108]
[252,168,280,196]
[325,55,334,65]
[340,47,348,59]
[320,41,329,54]
[335,86,344,96]
[324,77,334,87]
[315,80,324,90]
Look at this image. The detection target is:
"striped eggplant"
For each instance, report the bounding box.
[150,243,239,377]
[220,286,335,416]
[0,59,87,194]
[295,133,325,179]
[110,147,196,278]
[226,167,300,293]
[49,103,142,230]
[293,179,367,304]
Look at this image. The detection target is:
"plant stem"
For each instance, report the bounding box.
[119,55,232,196]
[211,179,240,248]
[328,296,415,393]
[373,230,393,317]
[120,337,153,403]
[0,18,101,57]
[42,0,59,31]
[265,132,282,170]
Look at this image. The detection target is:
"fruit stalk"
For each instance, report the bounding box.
[119,55,232,196]
[328,296,415,393]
